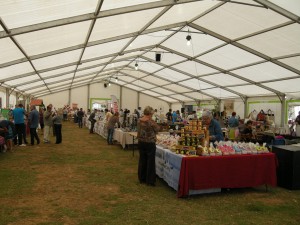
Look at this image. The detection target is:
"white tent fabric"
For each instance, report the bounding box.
[0,0,300,104]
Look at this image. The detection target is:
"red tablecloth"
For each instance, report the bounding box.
[178,153,277,197]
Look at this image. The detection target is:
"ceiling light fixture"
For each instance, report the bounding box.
[186,27,192,46]
[135,62,138,70]
[186,34,191,46]
[108,82,111,86]
[115,77,118,82]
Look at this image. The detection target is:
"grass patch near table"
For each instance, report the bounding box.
[0,121,299,225]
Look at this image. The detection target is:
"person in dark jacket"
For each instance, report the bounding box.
[28,105,40,145]
[77,108,84,128]
[202,111,224,142]
[88,109,97,134]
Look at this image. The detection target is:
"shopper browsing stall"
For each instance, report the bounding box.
[202,111,224,142]
[242,120,254,142]
[228,112,239,128]
[166,109,172,124]
[88,109,97,134]
[137,106,161,186]
[295,111,300,125]
[107,112,120,145]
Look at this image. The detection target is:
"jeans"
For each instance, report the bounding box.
[30,128,40,145]
[15,123,26,145]
[78,117,83,128]
[54,124,62,144]
[107,128,115,144]
[90,121,95,133]
[138,142,156,185]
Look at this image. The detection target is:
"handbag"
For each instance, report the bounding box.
[256,110,266,121]
[267,109,275,121]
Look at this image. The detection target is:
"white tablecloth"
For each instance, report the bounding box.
[113,129,137,149]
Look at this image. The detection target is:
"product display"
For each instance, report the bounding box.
[156,120,270,157]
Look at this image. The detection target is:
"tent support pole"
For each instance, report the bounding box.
[120,86,123,110]
[277,94,286,127]
[137,92,140,109]
[68,89,71,106]
[244,97,248,119]
[6,88,10,108]
[87,84,90,110]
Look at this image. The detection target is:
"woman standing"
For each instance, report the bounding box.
[52,109,63,144]
[106,112,120,145]
[137,106,160,186]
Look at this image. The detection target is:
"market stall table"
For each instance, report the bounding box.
[178,153,277,197]
[156,146,221,196]
[113,129,137,150]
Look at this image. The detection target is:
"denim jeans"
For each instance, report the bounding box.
[107,128,115,144]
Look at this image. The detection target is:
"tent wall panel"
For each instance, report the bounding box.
[90,83,120,100]
[139,93,169,115]
[70,86,88,111]
[41,90,69,108]
[121,88,138,111]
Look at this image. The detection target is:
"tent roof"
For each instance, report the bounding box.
[1,0,300,103]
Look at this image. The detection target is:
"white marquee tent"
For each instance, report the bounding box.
[0,0,300,113]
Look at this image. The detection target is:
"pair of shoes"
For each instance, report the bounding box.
[44,140,49,143]
[19,144,26,147]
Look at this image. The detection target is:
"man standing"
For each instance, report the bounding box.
[88,109,97,134]
[166,109,172,124]
[77,108,84,128]
[202,111,224,143]
[12,103,27,146]
[43,105,53,143]
[228,112,239,128]
[28,105,40,145]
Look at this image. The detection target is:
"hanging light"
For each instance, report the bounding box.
[108,82,111,86]
[186,34,191,46]
[135,62,138,70]
[115,77,118,82]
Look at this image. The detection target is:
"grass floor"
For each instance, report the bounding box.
[0,121,299,225]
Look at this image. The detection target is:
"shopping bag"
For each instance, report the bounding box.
[256,110,266,121]
[267,109,275,121]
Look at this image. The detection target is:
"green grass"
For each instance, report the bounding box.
[0,169,36,197]
[0,121,300,225]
